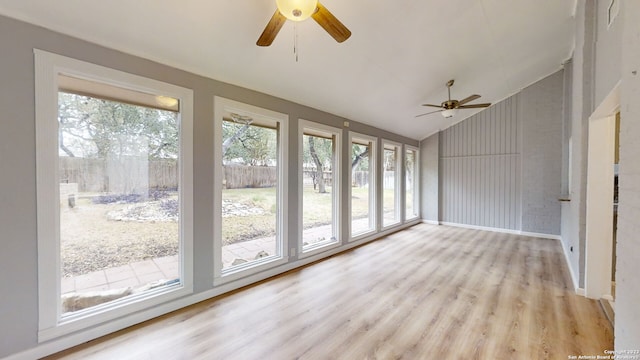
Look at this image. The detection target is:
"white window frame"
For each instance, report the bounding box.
[298,119,342,257]
[381,139,402,229]
[213,97,289,285]
[348,132,377,241]
[404,145,420,221]
[34,50,194,341]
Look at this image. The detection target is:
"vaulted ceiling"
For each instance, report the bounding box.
[0,0,576,140]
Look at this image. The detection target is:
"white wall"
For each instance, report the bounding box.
[561,0,640,349]
[595,0,623,107]
[584,115,615,299]
[562,0,597,289]
[615,0,640,350]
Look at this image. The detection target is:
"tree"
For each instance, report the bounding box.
[58,93,179,160]
[308,136,327,193]
[222,122,251,157]
[221,121,276,166]
[351,145,369,171]
[303,135,333,193]
[351,143,369,187]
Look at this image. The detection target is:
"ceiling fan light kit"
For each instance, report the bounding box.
[257,0,351,46]
[441,108,458,118]
[276,0,318,21]
[416,79,492,118]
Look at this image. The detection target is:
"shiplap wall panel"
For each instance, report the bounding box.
[440,95,521,230]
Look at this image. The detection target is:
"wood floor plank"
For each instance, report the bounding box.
[45,224,613,360]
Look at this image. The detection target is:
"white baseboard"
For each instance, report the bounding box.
[439,222,561,240]
[421,219,439,225]
[557,237,582,295]
[520,230,562,241]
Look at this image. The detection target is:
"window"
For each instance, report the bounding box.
[35,50,193,340]
[405,146,419,220]
[299,120,341,255]
[382,141,401,228]
[349,133,377,238]
[213,97,288,282]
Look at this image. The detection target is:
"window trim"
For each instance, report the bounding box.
[381,139,402,229]
[298,119,342,258]
[404,145,420,221]
[348,132,378,241]
[35,49,194,341]
[212,97,289,285]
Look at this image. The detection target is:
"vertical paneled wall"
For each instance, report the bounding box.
[440,96,521,230]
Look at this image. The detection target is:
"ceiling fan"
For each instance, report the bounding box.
[257,0,351,46]
[416,79,491,118]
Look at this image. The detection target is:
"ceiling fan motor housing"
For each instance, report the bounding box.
[442,100,459,109]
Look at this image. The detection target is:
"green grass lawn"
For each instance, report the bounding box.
[222,187,277,245]
[221,185,397,244]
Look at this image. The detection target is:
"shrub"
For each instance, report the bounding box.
[92,193,142,204]
[160,199,179,217]
[92,188,176,204]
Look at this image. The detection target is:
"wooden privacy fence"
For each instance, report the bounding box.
[59,158,277,191]
[59,157,178,192]
[223,165,276,189]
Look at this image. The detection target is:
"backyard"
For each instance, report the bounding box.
[61,185,386,277]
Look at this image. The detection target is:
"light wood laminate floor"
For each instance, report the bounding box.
[47,224,613,359]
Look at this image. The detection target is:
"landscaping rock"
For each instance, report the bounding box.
[231,258,248,266]
[62,287,132,313]
[254,251,269,259]
[222,199,265,217]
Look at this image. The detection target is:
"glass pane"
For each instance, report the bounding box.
[302,134,337,250]
[351,141,373,236]
[405,149,417,219]
[58,92,181,315]
[383,146,399,226]
[221,120,279,270]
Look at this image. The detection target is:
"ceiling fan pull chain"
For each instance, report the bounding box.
[294,23,299,62]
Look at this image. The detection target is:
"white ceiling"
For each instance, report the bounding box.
[0,0,575,140]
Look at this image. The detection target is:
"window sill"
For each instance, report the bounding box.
[39,284,192,342]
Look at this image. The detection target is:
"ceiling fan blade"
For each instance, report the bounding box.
[458,103,492,109]
[458,94,481,106]
[415,110,443,118]
[421,103,443,108]
[257,10,287,46]
[311,2,351,43]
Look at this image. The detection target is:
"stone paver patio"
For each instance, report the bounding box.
[64,218,376,294]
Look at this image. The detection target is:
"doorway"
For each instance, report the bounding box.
[584,85,619,301]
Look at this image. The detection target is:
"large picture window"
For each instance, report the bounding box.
[349,133,377,239]
[299,120,341,255]
[35,50,193,340]
[382,141,401,228]
[213,97,288,282]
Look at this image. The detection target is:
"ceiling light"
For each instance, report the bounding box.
[276,0,318,21]
[442,108,458,118]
